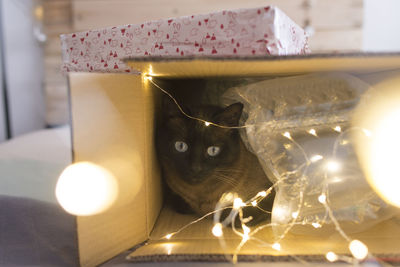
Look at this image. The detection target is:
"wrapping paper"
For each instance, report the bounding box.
[60,6,308,73]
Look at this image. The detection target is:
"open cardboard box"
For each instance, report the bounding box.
[68,53,400,267]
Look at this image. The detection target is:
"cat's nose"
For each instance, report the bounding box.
[190,162,202,173]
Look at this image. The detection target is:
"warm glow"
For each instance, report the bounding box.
[283,132,292,139]
[164,243,173,255]
[243,225,250,235]
[353,78,400,208]
[362,128,372,137]
[326,160,340,172]
[368,108,400,207]
[55,162,118,216]
[233,198,245,209]
[318,194,327,204]
[310,154,323,163]
[326,252,338,262]
[308,128,317,136]
[242,233,250,242]
[291,211,299,219]
[251,200,257,207]
[330,176,343,183]
[334,126,342,132]
[257,191,267,197]
[165,234,173,240]
[272,206,290,223]
[312,222,322,228]
[212,223,223,237]
[272,243,281,251]
[204,121,211,126]
[349,240,368,260]
[34,5,44,21]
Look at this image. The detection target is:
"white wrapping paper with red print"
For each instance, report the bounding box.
[60,6,309,73]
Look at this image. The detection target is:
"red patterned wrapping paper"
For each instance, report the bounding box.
[60,6,309,73]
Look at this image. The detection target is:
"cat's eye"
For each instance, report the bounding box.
[175,141,188,152]
[207,146,221,157]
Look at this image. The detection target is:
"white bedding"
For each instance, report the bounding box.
[0,126,71,203]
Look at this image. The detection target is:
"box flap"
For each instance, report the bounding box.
[69,73,162,266]
[125,53,400,77]
[127,207,400,263]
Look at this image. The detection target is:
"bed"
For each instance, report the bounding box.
[0,126,79,266]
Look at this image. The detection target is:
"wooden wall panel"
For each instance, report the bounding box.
[43,0,72,126]
[71,0,306,31]
[309,0,363,30]
[308,29,363,52]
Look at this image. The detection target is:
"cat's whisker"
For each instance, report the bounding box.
[214,175,239,187]
[214,169,243,174]
[214,177,237,188]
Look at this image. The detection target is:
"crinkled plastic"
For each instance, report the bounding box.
[222,73,398,236]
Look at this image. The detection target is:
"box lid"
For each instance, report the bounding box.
[60,6,308,74]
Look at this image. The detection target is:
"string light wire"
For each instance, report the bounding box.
[145,75,389,266]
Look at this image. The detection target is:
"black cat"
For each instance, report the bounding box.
[156,96,274,225]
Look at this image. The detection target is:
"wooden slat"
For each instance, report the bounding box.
[43,0,72,33]
[71,0,306,31]
[308,29,362,52]
[44,36,63,56]
[309,0,363,30]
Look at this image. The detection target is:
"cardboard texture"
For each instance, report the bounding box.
[69,73,161,266]
[126,207,400,260]
[67,54,400,266]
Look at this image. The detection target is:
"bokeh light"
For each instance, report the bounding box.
[55,162,118,216]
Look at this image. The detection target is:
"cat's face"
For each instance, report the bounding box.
[157,98,243,185]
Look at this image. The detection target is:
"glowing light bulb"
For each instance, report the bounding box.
[242,233,250,242]
[165,243,173,255]
[204,121,211,126]
[310,154,323,163]
[233,198,245,209]
[212,223,223,237]
[257,191,267,197]
[318,194,327,204]
[251,200,257,206]
[312,222,322,228]
[349,240,368,260]
[362,128,372,137]
[272,243,281,251]
[326,252,338,262]
[283,132,292,140]
[308,128,317,136]
[222,192,234,202]
[330,176,343,183]
[144,74,153,81]
[55,162,118,216]
[334,126,342,132]
[326,160,340,172]
[366,109,400,207]
[273,206,287,221]
[165,234,173,239]
[291,211,299,219]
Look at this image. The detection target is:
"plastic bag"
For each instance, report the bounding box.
[222,73,398,236]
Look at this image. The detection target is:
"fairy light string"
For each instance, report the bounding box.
[145,75,389,266]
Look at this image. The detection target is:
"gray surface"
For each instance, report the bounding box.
[0,195,79,266]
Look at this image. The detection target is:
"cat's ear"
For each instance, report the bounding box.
[162,96,185,118]
[214,102,243,127]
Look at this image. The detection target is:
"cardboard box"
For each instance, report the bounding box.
[62,7,309,265]
[67,53,400,267]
